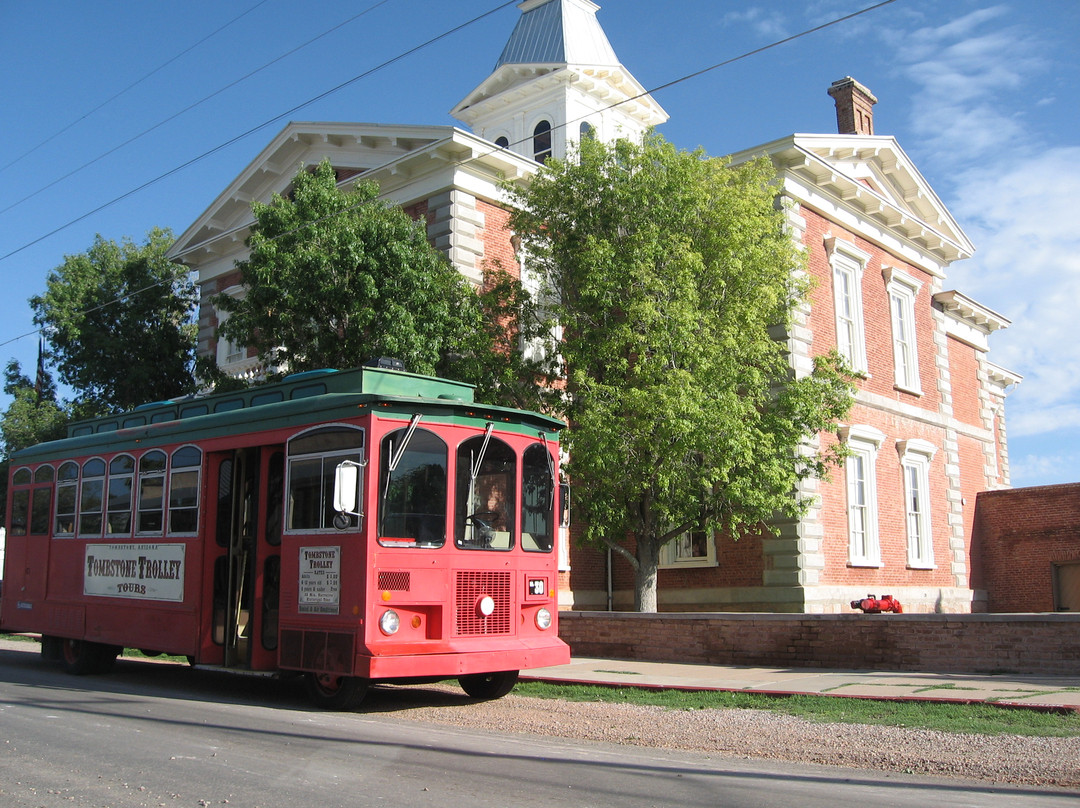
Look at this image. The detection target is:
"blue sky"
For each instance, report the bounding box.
[2,0,1078,488]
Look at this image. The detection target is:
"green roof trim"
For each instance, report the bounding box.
[14,367,562,464]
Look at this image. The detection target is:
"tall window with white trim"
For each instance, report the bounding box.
[840,425,884,566]
[897,439,936,568]
[826,238,869,374]
[884,267,922,393]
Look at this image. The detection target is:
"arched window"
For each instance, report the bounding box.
[378,427,446,547]
[169,446,202,534]
[455,433,516,550]
[79,458,106,537]
[521,443,555,552]
[55,461,79,536]
[287,425,365,532]
[107,455,135,535]
[532,120,552,163]
[494,135,510,149]
[137,450,167,534]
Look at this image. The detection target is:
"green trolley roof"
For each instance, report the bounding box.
[12,367,563,465]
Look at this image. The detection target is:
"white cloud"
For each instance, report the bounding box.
[947,148,1080,419]
[1009,451,1078,485]
[880,6,1080,454]
[720,8,789,40]
[892,6,1045,159]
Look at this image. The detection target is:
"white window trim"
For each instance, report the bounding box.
[883,266,923,394]
[826,237,869,374]
[660,529,717,569]
[838,424,884,567]
[897,438,936,569]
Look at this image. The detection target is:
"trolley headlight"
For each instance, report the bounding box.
[535,607,552,630]
[379,609,400,635]
[477,595,496,617]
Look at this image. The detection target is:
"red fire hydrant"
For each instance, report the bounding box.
[850,594,903,613]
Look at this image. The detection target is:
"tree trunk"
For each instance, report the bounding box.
[634,538,660,612]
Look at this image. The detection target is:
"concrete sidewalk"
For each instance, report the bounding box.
[520,657,1080,711]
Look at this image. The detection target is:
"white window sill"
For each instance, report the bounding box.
[659,559,718,570]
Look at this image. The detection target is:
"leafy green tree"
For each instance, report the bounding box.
[508,134,854,612]
[30,227,198,414]
[441,264,562,414]
[1,358,67,455]
[0,358,69,522]
[216,161,481,378]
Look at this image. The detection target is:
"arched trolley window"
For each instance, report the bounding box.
[521,443,556,553]
[287,425,366,533]
[10,465,53,537]
[378,423,446,548]
[455,427,516,551]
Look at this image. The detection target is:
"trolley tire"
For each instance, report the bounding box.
[458,670,519,700]
[59,639,119,676]
[305,672,369,711]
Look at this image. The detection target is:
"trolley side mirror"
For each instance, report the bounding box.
[333,460,362,518]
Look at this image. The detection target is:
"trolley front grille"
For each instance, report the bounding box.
[454,570,512,636]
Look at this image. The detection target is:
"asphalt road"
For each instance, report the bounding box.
[0,643,1076,808]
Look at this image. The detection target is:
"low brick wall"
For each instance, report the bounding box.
[558,611,1080,675]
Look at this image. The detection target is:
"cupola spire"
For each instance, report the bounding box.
[452,0,667,162]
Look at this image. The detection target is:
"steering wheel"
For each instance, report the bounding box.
[463,511,500,548]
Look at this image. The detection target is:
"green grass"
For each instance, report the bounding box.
[513,681,1080,738]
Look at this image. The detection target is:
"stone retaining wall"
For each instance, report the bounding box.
[558,611,1080,675]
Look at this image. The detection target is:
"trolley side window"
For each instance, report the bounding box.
[79,459,106,537]
[168,446,202,535]
[454,432,516,551]
[29,465,54,536]
[107,455,135,535]
[286,426,365,533]
[9,467,32,536]
[55,461,78,536]
[378,427,446,548]
[137,450,167,534]
[521,443,555,553]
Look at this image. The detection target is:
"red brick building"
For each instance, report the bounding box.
[972,484,1080,612]
[168,1,1018,614]
[564,75,1018,614]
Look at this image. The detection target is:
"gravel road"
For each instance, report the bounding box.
[393,686,1080,789]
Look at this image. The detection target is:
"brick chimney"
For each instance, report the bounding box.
[828,76,877,135]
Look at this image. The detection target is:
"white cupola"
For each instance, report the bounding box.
[451,0,668,162]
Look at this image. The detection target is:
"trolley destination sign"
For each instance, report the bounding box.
[84,544,185,601]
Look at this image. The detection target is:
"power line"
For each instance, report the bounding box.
[0,0,397,219]
[0,0,900,353]
[0,0,519,266]
[184,0,904,260]
[0,0,273,176]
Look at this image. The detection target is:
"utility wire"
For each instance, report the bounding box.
[0,0,899,351]
[0,0,272,176]
[0,0,397,218]
[0,0,518,265]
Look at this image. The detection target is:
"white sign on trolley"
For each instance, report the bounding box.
[84,544,185,602]
[298,546,341,614]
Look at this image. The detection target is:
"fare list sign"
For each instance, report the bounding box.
[298,546,340,614]
[84,544,185,602]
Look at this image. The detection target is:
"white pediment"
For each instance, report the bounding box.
[730,134,975,271]
[168,121,539,269]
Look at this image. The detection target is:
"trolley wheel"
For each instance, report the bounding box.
[59,639,119,676]
[305,672,369,711]
[458,670,519,700]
